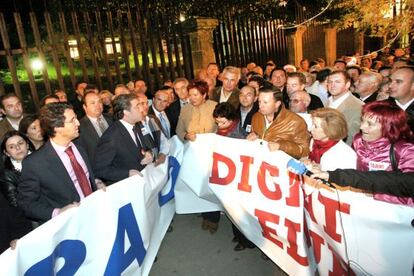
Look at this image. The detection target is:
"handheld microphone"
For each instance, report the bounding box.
[287,159,335,188]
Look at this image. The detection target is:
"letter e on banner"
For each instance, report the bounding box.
[25,240,86,275]
[254,209,283,249]
[209,152,236,185]
[104,203,147,275]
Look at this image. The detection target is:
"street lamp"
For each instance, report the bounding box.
[31,58,43,71]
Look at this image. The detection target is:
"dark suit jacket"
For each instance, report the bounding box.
[148,106,170,138]
[166,100,181,137]
[391,98,414,134]
[0,118,15,142]
[93,120,145,184]
[238,102,259,132]
[76,114,113,163]
[406,101,414,134]
[308,94,324,111]
[361,92,378,103]
[211,87,240,110]
[18,141,96,223]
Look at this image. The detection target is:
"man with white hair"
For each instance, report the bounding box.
[289,90,312,131]
[355,71,383,103]
[211,66,241,109]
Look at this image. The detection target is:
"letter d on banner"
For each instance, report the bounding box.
[104,203,146,275]
[209,152,236,185]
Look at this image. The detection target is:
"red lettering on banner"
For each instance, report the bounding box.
[309,230,325,263]
[238,155,254,192]
[327,244,353,276]
[285,171,301,207]
[254,209,283,249]
[318,193,350,243]
[304,194,317,223]
[284,218,309,266]
[257,162,281,200]
[209,152,236,185]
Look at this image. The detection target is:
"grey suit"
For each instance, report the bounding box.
[334,94,364,145]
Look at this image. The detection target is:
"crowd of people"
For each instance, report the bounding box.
[0,46,413,256]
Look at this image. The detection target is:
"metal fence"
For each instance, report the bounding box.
[213,16,289,69]
[0,8,193,110]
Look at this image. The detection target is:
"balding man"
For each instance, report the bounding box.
[149,89,173,138]
[286,72,323,111]
[355,71,383,103]
[289,90,312,131]
[114,84,130,96]
[389,66,414,132]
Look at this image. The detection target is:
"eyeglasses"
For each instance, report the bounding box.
[289,99,301,104]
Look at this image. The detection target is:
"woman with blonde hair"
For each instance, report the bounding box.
[307,108,357,171]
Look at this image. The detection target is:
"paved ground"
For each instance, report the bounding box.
[150,213,286,276]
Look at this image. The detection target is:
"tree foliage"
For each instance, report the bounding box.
[330,0,414,37]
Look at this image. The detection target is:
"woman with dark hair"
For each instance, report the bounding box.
[353,101,414,206]
[213,102,254,251]
[176,79,217,142]
[19,114,45,150]
[213,102,246,139]
[0,131,34,207]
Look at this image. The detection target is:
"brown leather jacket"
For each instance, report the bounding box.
[251,106,310,159]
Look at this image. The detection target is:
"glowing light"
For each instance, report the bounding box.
[31,58,43,71]
[179,14,186,22]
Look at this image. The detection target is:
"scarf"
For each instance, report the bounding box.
[216,120,239,137]
[309,139,339,164]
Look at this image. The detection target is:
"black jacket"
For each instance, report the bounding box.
[329,169,414,198]
[0,168,20,207]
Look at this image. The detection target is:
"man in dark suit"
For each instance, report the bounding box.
[286,72,323,111]
[354,71,381,103]
[68,81,87,119]
[149,89,171,139]
[76,91,113,163]
[166,78,190,136]
[389,66,414,133]
[211,66,241,109]
[18,103,101,223]
[93,94,153,184]
[0,93,24,140]
[238,85,258,133]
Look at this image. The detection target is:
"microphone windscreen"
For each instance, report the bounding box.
[287,159,308,175]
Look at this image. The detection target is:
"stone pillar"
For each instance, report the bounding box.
[287,26,306,66]
[324,27,337,66]
[354,31,364,55]
[182,17,219,77]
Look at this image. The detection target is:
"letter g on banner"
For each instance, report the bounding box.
[25,240,86,276]
[158,156,180,206]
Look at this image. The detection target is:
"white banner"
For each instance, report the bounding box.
[0,136,184,276]
[176,134,414,276]
[0,134,413,276]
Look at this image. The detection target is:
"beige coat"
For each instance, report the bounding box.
[176,100,218,142]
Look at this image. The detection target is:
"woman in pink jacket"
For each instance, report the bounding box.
[352,101,414,206]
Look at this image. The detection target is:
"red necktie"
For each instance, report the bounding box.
[65,146,92,197]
